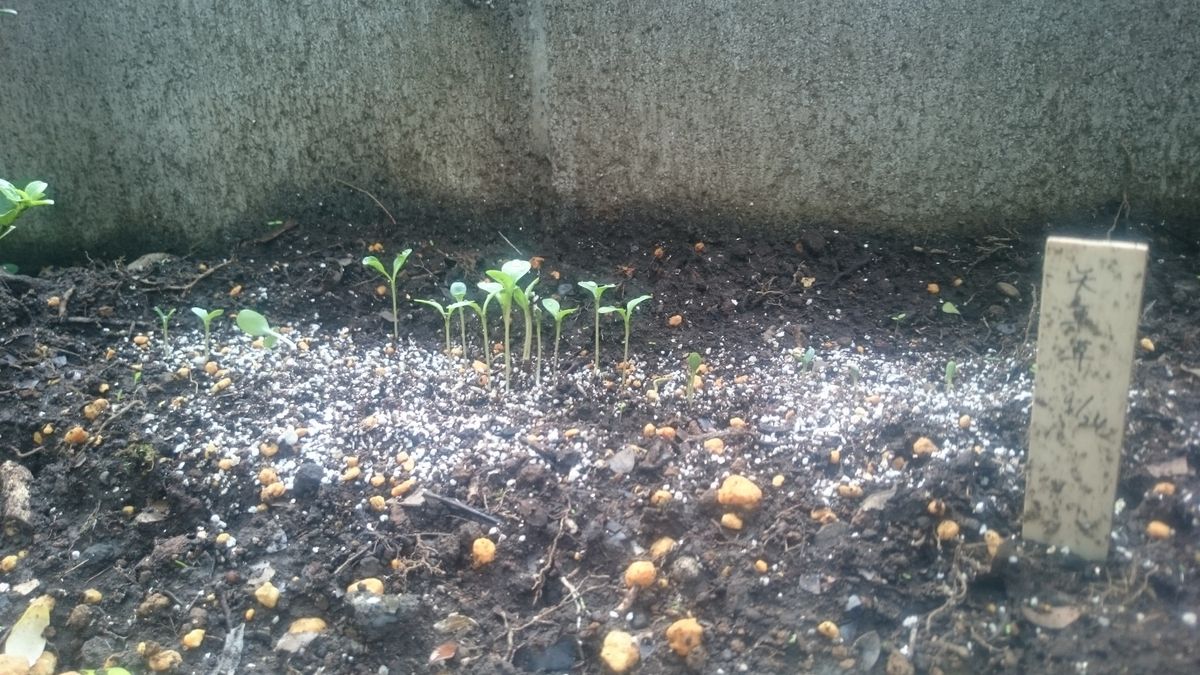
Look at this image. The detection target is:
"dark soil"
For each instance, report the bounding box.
[0,216,1198,675]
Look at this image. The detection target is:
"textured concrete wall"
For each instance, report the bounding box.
[0,1,1197,264]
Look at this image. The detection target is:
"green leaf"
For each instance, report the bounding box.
[414,298,448,316]
[0,263,17,274]
[362,256,388,279]
[447,300,478,314]
[236,309,271,336]
[541,298,560,315]
[941,301,960,315]
[0,9,17,16]
[450,281,467,301]
[191,307,208,321]
[391,248,413,277]
[687,352,702,373]
[485,269,515,288]
[625,294,651,312]
[577,281,615,300]
[22,181,47,201]
[597,306,622,316]
[262,333,278,349]
[0,180,21,204]
[501,259,531,282]
[0,207,20,226]
[477,281,502,296]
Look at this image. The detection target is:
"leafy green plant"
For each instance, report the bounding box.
[190,307,224,360]
[577,281,616,371]
[152,306,176,355]
[414,298,454,354]
[0,179,53,244]
[944,359,958,391]
[891,312,908,323]
[598,294,652,363]
[483,260,531,390]
[941,301,960,316]
[474,282,504,368]
[362,249,413,342]
[541,298,579,367]
[685,352,702,404]
[236,309,295,349]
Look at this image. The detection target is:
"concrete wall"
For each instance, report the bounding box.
[1,0,1197,264]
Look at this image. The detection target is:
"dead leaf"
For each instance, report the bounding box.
[1146,457,1190,478]
[134,501,170,524]
[428,641,457,665]
[1021,604,1081,630]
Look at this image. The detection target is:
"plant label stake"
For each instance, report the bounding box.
[1023,236,1147,561]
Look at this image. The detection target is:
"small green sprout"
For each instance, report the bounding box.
[941,301,960,315]
[362,249,413,342]
[945,359,958,391]
[414,298,454,355]
[577,281,616,371]
[152,306,176,354]
[598,294,652,364]
[0,179,54,244]
[484,259,532,390]
[533,300,543,386]
[236,309,295,349]
[848,364,861,386]
[475,281,503,368]
[685,352,702,404]
[541,298,579,367]
[514,276,540,363]
[795,346,815,372]
[190,307,224,360]
[891,312,908,323]
[450,281,469,354]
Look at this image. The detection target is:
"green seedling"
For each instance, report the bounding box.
[795,346,815,371]
[0,179,53,245]
[190,307,224,360]
[236,309,295,349]
[941,301,961,315]
[152,306,176,354]
[414,298,454,355]
[598,294,652,364]
[450,281,469,354]
[484,259,532,390]
[533,301,543,386]
[1,9,17,16]
[891,312,908,323]
[362,249,413,342]
[514,277,540,363]
[848,364,861,386]
[541,298,579,367]
[577,281,616,371]
[944,359,958,391]
[685,352,702,404]
[475,281,503,368]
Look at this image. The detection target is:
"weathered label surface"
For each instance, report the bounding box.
[1023,237,1148,561]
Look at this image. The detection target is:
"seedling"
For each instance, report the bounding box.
[514,277,540,363]
[152,307,175,354]
[0,179,53,245]
[890,312,908,323]
[533,301,543,386]
[450,281,469,354]
[475,282,504,368]
[236,309,295,349]
[190,307,224,360]
[577,281,616,371]
[941,301,961,315]
[795,346,815,372]
[848,364,861,386]
[685,352,702,404]
[944,359,958,392]
[484,260,532,390]
[598,294,652,363]
[362,249,413,342]
[541,298,579,366]
[414,298,454,354]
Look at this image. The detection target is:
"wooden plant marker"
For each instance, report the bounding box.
[1023,237,1148,560]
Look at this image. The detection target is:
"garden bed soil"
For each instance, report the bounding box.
[0,217,1198,675]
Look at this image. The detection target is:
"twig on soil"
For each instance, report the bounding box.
[497,231,523,256]
[1021,282,1038,354]
[423,490,503,527]
[504,575,604,660]
[334,178,396,226]
[531,498,571,605]
[924,547,970,634]
[56,286,74,320]
[93,400,144,437]
[824,256,873,288]
[158,258,235,296]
